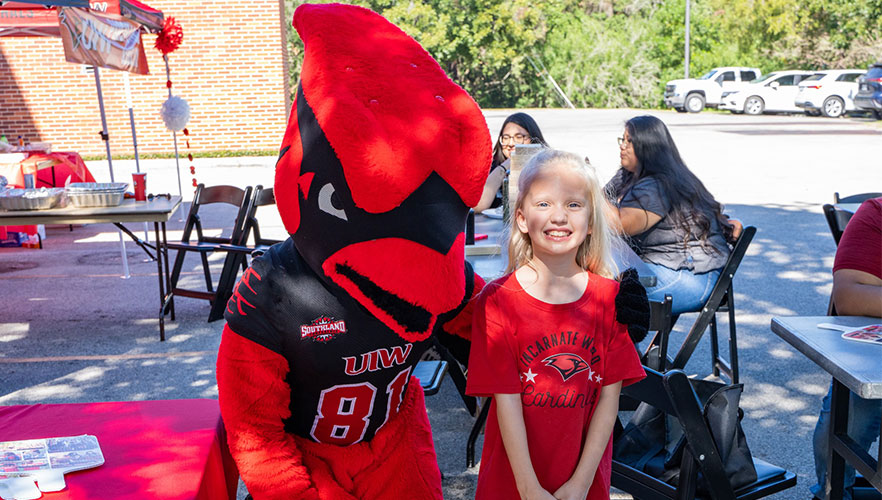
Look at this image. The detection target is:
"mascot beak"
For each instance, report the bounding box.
[322,234,467,342]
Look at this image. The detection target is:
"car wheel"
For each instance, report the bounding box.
[744,96,764,115]
[674,107,687,113]
[822,96,845,118]
[685,93,705,113]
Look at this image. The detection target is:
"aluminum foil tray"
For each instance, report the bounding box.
[0,188,64,211]
[66,182,127,207]
[66,182,128,194]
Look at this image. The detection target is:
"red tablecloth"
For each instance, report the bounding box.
[0,399,238,500]
[0,152,94,189]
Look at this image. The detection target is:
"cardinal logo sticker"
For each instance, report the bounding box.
[542,353,590,382]
[301,316,347,342]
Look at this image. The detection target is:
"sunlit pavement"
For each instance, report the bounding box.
[1,109,879,499]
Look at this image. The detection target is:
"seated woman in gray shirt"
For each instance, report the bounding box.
[605,115,740,314]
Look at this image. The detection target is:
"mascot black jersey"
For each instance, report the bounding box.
[225,239,477,445]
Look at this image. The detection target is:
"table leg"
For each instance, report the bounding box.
[114,223,156,260]
[154,222,166,341]
[825,380,849,500]
[162,222,174,321]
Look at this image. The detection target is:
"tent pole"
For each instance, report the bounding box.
[123,71,150,246]
[164,55,183,200]
[94,66,131,279]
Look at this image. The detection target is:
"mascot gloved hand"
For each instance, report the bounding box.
[215,4,491,499]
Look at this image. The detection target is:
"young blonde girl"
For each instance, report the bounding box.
[467,149,646,500]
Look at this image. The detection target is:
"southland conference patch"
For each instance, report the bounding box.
[300,316,347,342]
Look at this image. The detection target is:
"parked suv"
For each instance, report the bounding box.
[664,67,761,113]
[854,62,882,119]
[795,69,865,118]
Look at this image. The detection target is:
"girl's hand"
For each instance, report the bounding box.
[552,476,591,500]
[521,483,557,500]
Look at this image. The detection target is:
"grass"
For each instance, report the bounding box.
[81,149,280,162]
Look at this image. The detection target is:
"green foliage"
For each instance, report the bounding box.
[282,0,882,108]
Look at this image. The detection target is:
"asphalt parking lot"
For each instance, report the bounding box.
[1,109,880,499]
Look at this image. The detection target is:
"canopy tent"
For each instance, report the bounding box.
[0,0,168,275]
[0,1,163,36]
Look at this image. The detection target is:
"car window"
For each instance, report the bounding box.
[699,70,718,80]
[836,72,863,82]
[740,70,758,80]
[803,74,825,82]
[715,71,736,83]
[771,75,796,86]
[793,74,812,84]
[865,67,882,79]
[752,73,777,84]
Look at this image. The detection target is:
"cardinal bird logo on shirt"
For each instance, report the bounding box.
[542,353,590,382]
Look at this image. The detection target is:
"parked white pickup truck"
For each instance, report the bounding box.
[664,67,762,112]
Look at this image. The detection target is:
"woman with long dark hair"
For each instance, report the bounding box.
[606,115,741,314]
[474,112,548,212]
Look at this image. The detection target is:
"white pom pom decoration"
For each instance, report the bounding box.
[160,95,190,132]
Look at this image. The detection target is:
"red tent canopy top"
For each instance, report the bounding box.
[0,0,163,37]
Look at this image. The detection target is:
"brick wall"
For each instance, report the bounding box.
[0,0,291,157]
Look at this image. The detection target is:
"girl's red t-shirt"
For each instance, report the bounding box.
[467,272,646,500]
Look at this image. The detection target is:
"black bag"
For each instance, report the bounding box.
[613,377,758,494]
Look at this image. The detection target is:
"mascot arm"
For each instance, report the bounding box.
[217,326,320,500]
[437,271,486,366]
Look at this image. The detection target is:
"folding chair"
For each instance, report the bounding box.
[823,204,854,247]
[467,296,674,468]
[612,367,797,500]
[649,226,756,384]
[163,184,254,330]
[641,295,674,373]
[208,185,283,322]
[824,193,881,247]
[833,192,882,204]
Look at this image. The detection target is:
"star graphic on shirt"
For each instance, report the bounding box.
[594,373,603,383]
[585,366,595,382]
[523,369,537,383]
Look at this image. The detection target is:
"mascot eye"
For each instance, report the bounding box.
[318,183,348,221]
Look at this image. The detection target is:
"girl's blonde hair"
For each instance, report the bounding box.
[505,149,620,279]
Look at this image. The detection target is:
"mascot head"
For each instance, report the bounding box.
[275,3,491,343]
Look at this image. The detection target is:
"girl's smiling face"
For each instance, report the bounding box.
[516,162,591,263]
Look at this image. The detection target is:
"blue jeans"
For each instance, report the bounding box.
[811,381,882,499]
[642,261,720,315]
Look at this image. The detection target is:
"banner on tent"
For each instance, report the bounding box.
[57,6,148,74]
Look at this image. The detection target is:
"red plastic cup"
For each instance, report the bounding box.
[132,172,147,202]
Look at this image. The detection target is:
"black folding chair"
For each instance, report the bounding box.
[823,204,854,247]
[833,192,882,204]
[612,367,797,500]
[163,184,254,333]
[208,185,283,322]
[647,226,756,384]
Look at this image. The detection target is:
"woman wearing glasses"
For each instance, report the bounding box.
[474,112,547,212]
[606,115,741,315]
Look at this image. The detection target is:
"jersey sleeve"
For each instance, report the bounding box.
[224,254,284,354]
[604,318,647,388]
[466,285,522,397]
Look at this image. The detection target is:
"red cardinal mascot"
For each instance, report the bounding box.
[216,3,491,499]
